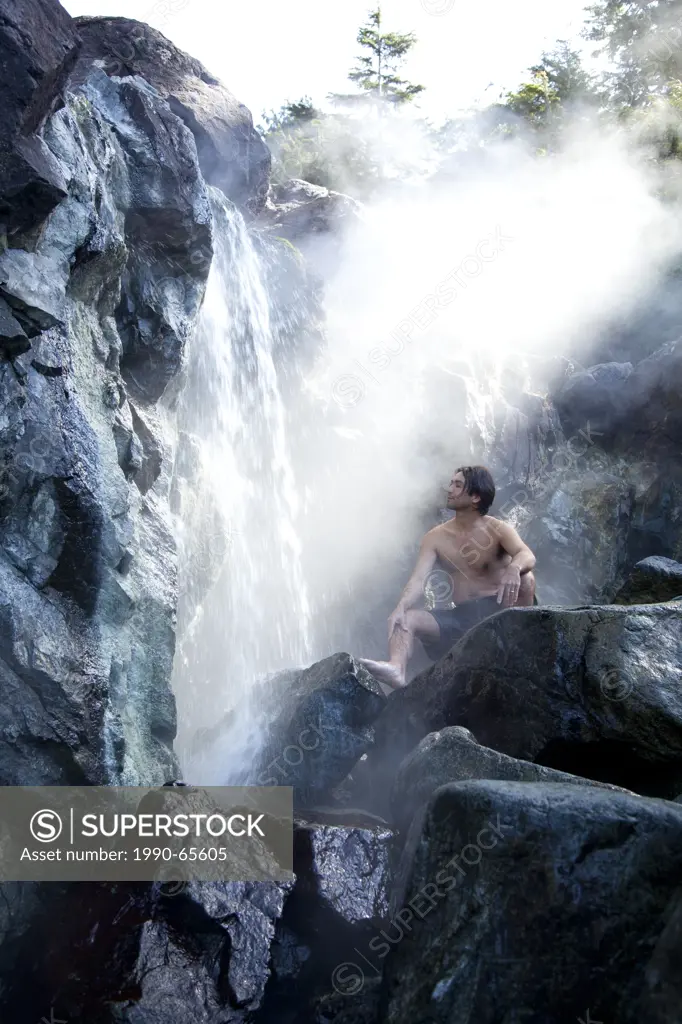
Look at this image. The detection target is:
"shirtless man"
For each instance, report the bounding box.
[360,465,536,690]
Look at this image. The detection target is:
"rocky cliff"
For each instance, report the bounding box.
[0,1,279,1015]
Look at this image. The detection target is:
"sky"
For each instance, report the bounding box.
[62,0,602,125]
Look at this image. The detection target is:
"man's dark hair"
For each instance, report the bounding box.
[456,465,495,515]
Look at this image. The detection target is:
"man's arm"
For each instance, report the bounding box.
[493,521,536,606]
[388,532,438,637]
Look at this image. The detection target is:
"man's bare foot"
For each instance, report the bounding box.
[359,658,406,690]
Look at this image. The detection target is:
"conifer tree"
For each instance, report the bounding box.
[330,6,425,107]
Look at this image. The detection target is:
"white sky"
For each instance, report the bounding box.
[62,0,601,124]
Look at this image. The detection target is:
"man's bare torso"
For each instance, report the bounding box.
[429,515,512,604]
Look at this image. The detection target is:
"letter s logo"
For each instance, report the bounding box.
[30,809,63,843]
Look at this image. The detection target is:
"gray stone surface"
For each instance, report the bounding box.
[554,360,634,435]
[391,725,632,836]
[0,66,212,792]
[0,297,29,355]
[261,178,361,245]
[250,653,387,806]
[107,881,292,1023]
[382,780,682,1024]
[0,0,80,236]
[615,555,682,605]
[0,248,68,333]
[295,820,393,925]
[72,16,271,213]
[358,603,682,817]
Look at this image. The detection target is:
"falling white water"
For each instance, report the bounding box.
[172,192,312,781]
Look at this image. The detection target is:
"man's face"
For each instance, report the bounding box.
[446,471,479,511]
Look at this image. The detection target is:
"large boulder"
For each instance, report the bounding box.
[263,816,394,1023]
[107,882,292,1023]
[356,603,682,817]
[71,16,271,213]
[293,818,393,926]
[390,725,632,836]
[382,780,682,1024]
[189,654,387,808]
[2,878,292,1024]
[252,654,386,807]
[614,555,682,605]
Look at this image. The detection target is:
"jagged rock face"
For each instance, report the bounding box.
[382,781,682,1024]
[0,0,81,237]
[356,604,682,816]
[390,725,631,837]
[71,16,271,215]
[0,54,211,790]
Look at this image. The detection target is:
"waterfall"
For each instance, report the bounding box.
[171,192,312,782]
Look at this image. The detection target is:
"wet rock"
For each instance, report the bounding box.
[614,555,682,605]
[76,70,212,403]
[0,25,213,815]
[439,605,682,797]
[358,603,682,817]
[0,880,152,1024]
[621,338,682,451]
[391,725,632,836]
[382,780,682,1024]
[251,653,387,807]
[261,819,393,1023]
[293,819,393,925]
[107,881,292,1023]
[552,340,682,460]
[72,16,271,213]
[3,879,292,1024]
[0,0,80,237]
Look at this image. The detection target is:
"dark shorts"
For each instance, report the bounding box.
[421,596,503,662]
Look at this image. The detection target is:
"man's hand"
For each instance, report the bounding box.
[497,566,521,607]
[388,606,408,640]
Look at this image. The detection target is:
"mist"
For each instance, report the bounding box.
[174,87,682,778]
[289,114,682,645]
